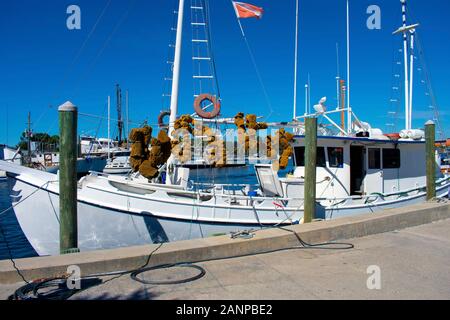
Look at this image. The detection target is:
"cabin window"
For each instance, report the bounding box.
[383,148,401,169]
[293,147,326,167]
[368,148,381,169]
[327,147,344,168]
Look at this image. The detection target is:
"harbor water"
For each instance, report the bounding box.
[0,178,37,260]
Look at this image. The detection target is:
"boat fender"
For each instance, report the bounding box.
[194,94,221,119]
[158,111,171,128]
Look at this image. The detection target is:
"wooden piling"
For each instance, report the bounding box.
[304,117,317,223]
[58,101,79,254]
[425,120,436,201]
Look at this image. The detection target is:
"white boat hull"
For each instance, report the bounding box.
[2,161,449,256]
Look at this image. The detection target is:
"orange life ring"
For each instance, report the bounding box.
[194,94,221,119]
[158,111,171,128]
[384,133,401,140]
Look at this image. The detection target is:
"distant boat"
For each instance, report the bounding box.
[103,154,131,175]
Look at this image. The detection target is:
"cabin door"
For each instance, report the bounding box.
[365,148,383,194]
[350,146,366,195]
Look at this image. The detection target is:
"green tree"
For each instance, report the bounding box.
[17,132,59,151]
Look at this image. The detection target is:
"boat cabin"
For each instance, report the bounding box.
[284,136,441,199]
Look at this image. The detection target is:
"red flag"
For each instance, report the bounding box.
[232,1,264,19]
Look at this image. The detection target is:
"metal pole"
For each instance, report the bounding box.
[107,96,111,160]
[293,0,299,121]
[409,30,415,130]
[304,84,308,116]
[169,0,185,134]
[304,117,317,223]
[307,74,311,114]
[126,90,129,149]
[116,84,123,145]
[425,120,436,200]
[59,101,79,254]
[401,0,410,130]
[340,80,346,131]
[27,112,32,165]
[336,42,340,110]
[346,0,352,134]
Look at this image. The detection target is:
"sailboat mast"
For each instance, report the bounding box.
[116,84,123,145]
[336,43,340,110]
[169,0,185,134]
[401,0,410,130]
[126,90,129,149]
[346,0,352,134]
[107,96,111,160]
[409,30,415,130]
[293,0,299,120]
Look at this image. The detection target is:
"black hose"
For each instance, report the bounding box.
[10,227,354,300]
[130,263,206,285]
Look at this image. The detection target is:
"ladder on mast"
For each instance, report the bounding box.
[190,0,218,100]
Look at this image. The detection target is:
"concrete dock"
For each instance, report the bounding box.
[0,201,449,300]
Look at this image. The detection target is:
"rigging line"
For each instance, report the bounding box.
[204,0,221,99]
[161,0,179,112]
[72,0,137,99]
[0,180,54,218]
[33,0,113,130]
[78,112,150,127]
[387,37,403,132]
[235,19,275,121]
[85,102,108,156]
[414,31,446,139]
[55,0,113,102]
[407,6,446,139]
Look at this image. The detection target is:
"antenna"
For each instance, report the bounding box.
[293,0,300,120]
[336,43,340,110]
[116,84,123,145]
[346,0,352,134]
[126,90,129,149]
[107,96,111,160]
[27,111,32,164]
[393,0,419,130]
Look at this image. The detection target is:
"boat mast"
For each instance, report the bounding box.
[304,74,311,116]
[293,0,299,120]
[408,28,415,130]
[107,96,111,160]
[346,0,351,135]
[116,84,123,145]
[402,0,409,130]
[126,90,129,149]
[393,0,419,131]
[336,43,340,110]
[307,73,311,114]
[169,0,185,134]
[27,112,32,164]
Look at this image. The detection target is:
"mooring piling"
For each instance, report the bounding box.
[425,120,436,201]
[304,117,318,223]
[58,101,79,254]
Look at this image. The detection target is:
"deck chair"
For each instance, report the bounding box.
[254,164,284,198]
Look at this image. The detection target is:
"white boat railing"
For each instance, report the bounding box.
[88,172,450,209]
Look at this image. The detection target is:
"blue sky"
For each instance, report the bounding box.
[1,0,449,145]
